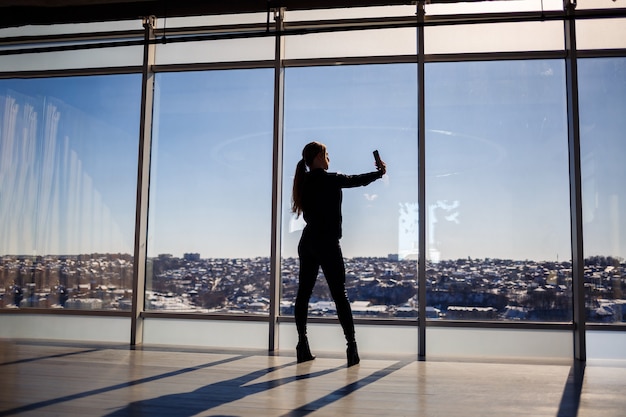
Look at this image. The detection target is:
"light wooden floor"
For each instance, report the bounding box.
[1,341,625,417]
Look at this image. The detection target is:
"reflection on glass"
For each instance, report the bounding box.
[281,64,418,319]
[425,60,571,321]
[146,69,274,313]
[579,58,626,323]
[0,75,141,310]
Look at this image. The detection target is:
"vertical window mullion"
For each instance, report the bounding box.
[564,2,587,361]
[269,7,286,353]
[131,15,156,346]
[417,1,427,361]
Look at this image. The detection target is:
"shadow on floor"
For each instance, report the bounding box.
[556,360,586,417]
[0,347,102,367]
[280,359,414,417]
[103,358,414,417]
[0,354,248,416]
[101,360,353,417]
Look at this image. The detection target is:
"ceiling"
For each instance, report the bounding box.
[0,0,424,29]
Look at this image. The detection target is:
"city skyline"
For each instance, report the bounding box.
[4,251,624,324]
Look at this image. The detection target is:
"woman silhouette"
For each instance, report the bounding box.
[291,141,386,366]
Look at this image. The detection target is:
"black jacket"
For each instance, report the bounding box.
[301,168,382,241]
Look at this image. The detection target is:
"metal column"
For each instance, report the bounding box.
[417,1,427,361]
[131,16,156,347]
[564,0,586,362]
[269,7,286,353]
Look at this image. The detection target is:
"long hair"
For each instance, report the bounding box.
[291,141,326,217]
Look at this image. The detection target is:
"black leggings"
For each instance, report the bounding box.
[295,234,355,343]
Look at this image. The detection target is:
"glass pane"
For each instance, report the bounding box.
[0,75,141,309]
[286,5,417,21]
[0,46,143,71]
[161,13,267,28]
[426,0,563,15]
[146,69,274,313]
[284,28,416,60]
[0,20,142,37]
[155,38,274,65]
[425,60,571,322]
[577,0,626,10]
[425,21,564,55]
[282,64,418,319]
[579,57,626,324]
[576,18,626,50]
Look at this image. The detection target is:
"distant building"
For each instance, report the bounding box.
[446,306,498,320]
[183,253,201,261]
[64,298,103,310]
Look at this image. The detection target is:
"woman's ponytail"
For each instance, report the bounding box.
[291,158,307,216]
[291,141,326,217]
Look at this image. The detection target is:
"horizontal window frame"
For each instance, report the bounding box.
[141,311,270,321]
[2,308,623,332]
[0,65,143,79]
[0,308,130,317]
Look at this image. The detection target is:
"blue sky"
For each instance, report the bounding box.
[148,69,274,259]
[424,60,572,262]
[0,58,624,261]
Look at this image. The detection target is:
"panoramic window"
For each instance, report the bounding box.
[579,57,626,324]
[425,60,571,321]
[146,69,274,313]
[281,64,419,319]
[0,75,141,310]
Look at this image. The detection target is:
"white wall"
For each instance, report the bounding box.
[587,330,626,361]
[278,322,419,356]
[3,314,625,362]
[0,314,130,343]
[426,327,573,361]
[143,318,269,350]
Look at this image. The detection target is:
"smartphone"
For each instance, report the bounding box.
[373,150,382,168]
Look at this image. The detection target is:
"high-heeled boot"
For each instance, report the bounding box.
[296,337,315,363]
[347,341,360,367]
